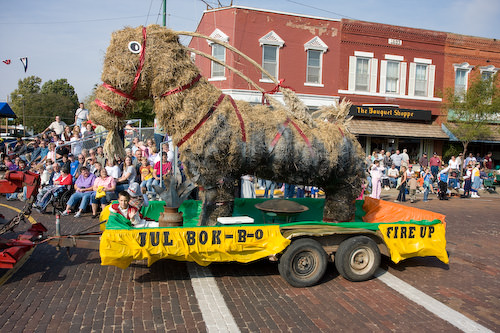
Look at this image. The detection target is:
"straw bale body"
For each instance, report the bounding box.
[90,25,366,225]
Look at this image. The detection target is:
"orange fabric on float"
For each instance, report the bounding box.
[362,197,446,226]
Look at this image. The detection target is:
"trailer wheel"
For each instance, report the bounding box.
[335,236,380,282]
[278,238,328,288]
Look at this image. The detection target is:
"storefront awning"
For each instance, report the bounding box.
[442,122,500,143]
[347,119,449,139]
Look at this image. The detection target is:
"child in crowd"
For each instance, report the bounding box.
[139,157,154,193]
[408,173,419,203]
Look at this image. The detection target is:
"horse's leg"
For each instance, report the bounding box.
[199,177,235,226]
[323,181,358,222]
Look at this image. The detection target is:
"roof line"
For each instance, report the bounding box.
[204,5,341,22]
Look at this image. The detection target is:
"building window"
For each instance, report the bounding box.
[480,65,499,81]
[306,50,321,84]
[408,58,435,98]
[259,31,285,82]
[207,28,229,81]
[355,58,370,91]
[414,64,428,96]
[348,51,378,93]
[380,55,406,95]
[211,44,225,78]
[455,69,468,96]
[453,62,474,100]
[262,45,278,80]
[304,36,328,86]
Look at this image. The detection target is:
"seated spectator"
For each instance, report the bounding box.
[34,167,72,213]
[50,132,60,143]
[152,153,172,189]
[92,161,102,176]
[62,125,72,143]
[95,146,106,167]
[6,159,29,201]
[40,163,54,187]
[387,164,399,188]
[133,149,142,167]
[147,146,158,166]
[70,130,83,156]
[56,140,70,159]
[91,168,116,218]
[28,140,42,165]
[139,157,154,193]
[116,156,137,192]
[3,156,13,170]
[68,154,79,177]
[105,158,121,180]
[61,166,96,217]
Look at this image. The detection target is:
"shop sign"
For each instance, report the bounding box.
[349,105,432,121]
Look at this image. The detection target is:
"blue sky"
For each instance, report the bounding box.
[1,0,499,103]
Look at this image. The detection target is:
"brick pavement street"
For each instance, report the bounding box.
[0,189,499,332]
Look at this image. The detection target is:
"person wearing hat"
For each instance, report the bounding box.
[127,182,149,209]
[429,152,441,179]
[419,152,429,170]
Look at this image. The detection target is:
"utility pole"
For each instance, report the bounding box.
[162,0,167,27]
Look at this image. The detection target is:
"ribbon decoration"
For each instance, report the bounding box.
[20,57,28,72]
[2,60,11,65]
[261,79,295,105]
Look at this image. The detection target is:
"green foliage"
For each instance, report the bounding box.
[444,71,500,154]
[129,99,154,126]
[442,142,463,162]
[9,76,79,134]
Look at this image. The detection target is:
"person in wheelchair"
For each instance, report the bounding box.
[34,167,73,213]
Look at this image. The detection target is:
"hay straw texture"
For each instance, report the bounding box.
[90,25,366,225]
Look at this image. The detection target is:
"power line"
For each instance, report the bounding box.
[284,0,357,20]
[0,14,160,25]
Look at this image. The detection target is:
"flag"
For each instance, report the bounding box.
[2,59,11,65]
[20,57,28,72]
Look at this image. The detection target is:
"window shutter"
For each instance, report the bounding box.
[348,56,356,91]
[399,62,407,96]
[379,60,387,94]
[370,58,378,93]
[408,62,416,97]
[427,65,435,98]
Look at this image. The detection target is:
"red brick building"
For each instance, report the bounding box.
[189,5,500,162]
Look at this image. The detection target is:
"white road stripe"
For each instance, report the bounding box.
[375,268,493,333]
[188,263,241,333]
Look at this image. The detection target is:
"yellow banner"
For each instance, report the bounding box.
[100,225,291,269]
[378,223,449,264]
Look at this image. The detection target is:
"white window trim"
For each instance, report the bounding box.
[208,29,229,80]
[408,58,435,98]
[453,62,474,97]
[259,31,284,82]
[348,52,378,93]
[480,65,499,77]
[304,37,328,86]
[380,55,407,95]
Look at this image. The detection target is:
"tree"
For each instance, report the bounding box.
[444,71,500,155]
[9,76,79,134]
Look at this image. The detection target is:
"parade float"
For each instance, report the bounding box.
[0,25,448,288]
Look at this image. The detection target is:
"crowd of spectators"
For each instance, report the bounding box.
[367,148,497,203]
[0,110,175,218]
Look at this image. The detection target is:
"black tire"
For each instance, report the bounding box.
[59,190,73,210]
[278,238,328,288]
[335,236,381,282]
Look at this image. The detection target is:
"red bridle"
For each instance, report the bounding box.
[94,27,148,118]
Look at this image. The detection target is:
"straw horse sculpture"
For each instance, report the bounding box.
[90,25,366,226]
